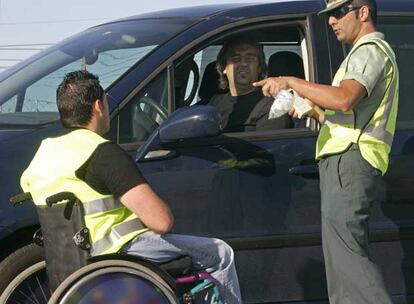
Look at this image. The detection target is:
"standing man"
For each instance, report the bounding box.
[210,38,293,132]
[21,70,242,304]
[253,0,398,303]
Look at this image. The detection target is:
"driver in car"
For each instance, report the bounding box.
[20,70,242,304]
[209,37,293,132]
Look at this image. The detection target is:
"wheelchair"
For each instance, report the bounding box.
[1,192,222,304]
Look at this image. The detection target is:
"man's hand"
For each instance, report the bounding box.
[253,77,290,97]
[288,107,300,119]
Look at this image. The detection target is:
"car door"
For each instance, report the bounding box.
[371,15,414,301]
[114,14,334,303]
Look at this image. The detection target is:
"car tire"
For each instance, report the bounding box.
[0,243,44,294]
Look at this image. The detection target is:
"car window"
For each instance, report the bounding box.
[118,70,168,143]
[188,43,302,105]
[378,16,414,124]
[0,18,198,127]
[185,25,307,132]
[117,24,309,144]
[1,48,152,116]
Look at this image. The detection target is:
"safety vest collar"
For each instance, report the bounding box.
[353,32,385,49]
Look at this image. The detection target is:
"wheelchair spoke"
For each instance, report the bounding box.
[36,275,49,302]
[3,264,49,304]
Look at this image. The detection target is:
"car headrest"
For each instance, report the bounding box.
[198,61,227,104]
[267,51,305,79]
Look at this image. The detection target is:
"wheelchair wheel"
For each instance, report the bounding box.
[0,261,50,304]
[49,259,180,304]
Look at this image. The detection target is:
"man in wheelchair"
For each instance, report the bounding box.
[20,70,241,303]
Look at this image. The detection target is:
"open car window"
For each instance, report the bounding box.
[117,22,312,144]
[177,24,311,132]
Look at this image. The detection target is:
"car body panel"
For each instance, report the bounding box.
[0,1,413,303]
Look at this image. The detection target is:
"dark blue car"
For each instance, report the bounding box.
[0,0,413,302]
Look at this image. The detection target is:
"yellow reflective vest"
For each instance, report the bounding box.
[316,37,399,175]
[21,129,148,255]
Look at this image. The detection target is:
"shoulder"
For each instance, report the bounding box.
[251,91,273,113]
[209,93,232,105]
[349,41,389,67]
[89,142,135,171]
[92,141,128,161]
[209,93,235,115]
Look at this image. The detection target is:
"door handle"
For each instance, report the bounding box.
[289,164,319,179]
[142,149,177,161]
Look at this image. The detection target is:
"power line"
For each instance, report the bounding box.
[0,43,51,47]
[0,17,113,26]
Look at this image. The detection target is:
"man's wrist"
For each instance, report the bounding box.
[285,76,293,90]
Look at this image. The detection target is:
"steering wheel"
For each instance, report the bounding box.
[137,96,168,121]
[132,96,168,141]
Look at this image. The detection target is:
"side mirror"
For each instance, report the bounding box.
[159,105,221,142]
[136,105,222,161]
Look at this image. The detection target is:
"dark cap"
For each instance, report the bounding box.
[318,0,353,15]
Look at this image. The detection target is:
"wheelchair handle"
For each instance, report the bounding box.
[46,192,79,207]
[10,192,32,206]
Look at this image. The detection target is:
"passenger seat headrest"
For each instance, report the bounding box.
[267,51,305,79]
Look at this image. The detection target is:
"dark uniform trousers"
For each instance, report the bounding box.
[319,144,393,304]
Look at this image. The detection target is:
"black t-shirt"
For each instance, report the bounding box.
[210,89,293,132]
[76,142,146,198]
[225,90,263,132]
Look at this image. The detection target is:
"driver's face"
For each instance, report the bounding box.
[224,44,261,90]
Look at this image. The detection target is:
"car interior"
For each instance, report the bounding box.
[118,24,310,143]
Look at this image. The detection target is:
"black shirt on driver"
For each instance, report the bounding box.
[209,89,293,132]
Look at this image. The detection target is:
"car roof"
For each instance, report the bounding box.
[101,0,414,27]
[107,0,322,22]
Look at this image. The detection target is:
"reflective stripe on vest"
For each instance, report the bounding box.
[82,196,147,255]
[91,218,146,255]
[83,197,123,215]
[324,111,354,125]
[316,36,399,174]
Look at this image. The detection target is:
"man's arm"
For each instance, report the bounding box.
[80,142,174,235]
[119,183,173,234]
[254,44,386,117]
[253,77,367,113]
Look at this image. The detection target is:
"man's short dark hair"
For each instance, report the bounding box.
[216,38,267,90]
[56,70,104,128]
[353,0,377,26]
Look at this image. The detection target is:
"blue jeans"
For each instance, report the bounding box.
[121,231,242,304]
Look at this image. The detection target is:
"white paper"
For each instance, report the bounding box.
[292,91,313,119]
[268,90,294,119]
[268,89,312,120]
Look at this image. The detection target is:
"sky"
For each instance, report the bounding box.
[0,0,276,71]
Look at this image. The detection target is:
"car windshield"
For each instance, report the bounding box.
[0,18,198,127]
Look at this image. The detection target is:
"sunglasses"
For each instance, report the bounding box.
[329,5,363,19]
